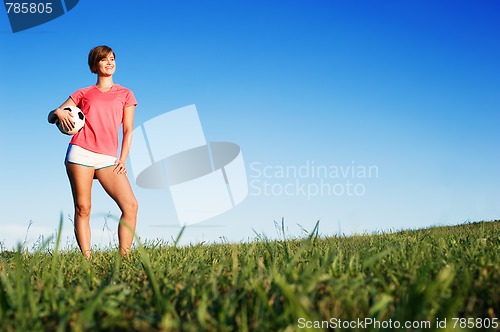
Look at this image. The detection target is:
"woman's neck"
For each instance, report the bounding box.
[96,76,114,90]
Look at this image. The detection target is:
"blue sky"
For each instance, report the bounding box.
[1,0,499,250]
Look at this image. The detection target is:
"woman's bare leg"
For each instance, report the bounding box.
[95,167,138,256]
[66,162,95,258]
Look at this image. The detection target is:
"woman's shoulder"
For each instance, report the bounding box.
[72,85,95,94]
[70,86,96,100]
[114,85,137,100]
[113,84,137,105]
[79,85,96,91]
[114,84,134,93]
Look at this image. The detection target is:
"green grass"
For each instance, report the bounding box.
[0,219,499,331]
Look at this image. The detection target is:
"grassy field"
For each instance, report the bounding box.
[0,219,499,331]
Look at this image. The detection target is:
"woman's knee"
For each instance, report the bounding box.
[130,198,139,215]
[75,202,92,217]
[124,198,138,216]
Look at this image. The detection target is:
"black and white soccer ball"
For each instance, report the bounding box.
[56,106,85,135]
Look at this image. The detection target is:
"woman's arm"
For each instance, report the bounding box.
[115,105,135,174]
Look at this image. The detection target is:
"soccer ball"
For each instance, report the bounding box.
[56,106,85,135]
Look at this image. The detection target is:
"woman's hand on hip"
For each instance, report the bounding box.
[114,160,127,175]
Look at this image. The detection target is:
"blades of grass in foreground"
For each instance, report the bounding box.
[50,212,64,271]
[75,251,122,329]
[0,219,498,330]
[134,226,187,318]
[173,225,186,248]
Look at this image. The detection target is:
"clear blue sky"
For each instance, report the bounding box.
[1,0,499,250]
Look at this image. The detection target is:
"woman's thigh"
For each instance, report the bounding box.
[94,167,137,211]
[66,162,95,208]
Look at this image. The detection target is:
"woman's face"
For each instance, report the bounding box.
[96,53,116,77]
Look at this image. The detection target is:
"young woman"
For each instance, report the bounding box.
[48,45,138,258]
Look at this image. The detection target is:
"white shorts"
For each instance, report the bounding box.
[65,144,116,170]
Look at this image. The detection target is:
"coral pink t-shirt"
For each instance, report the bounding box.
[69,84,137,157]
